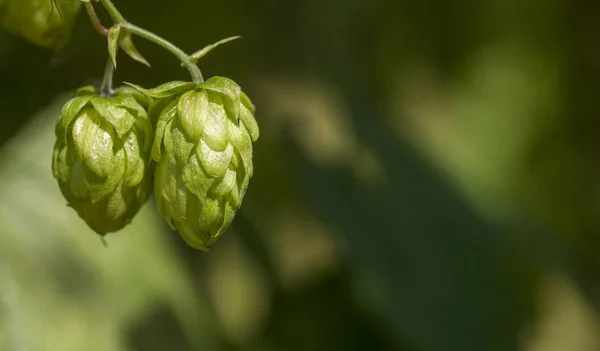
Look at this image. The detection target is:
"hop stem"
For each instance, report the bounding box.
[101,56,115,96]
[120,23,204,83]
[85,0,204,84]
[83,1,108,36]
[97,0,126,24]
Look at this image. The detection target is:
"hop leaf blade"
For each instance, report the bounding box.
[120,33,151,67]
[108,26,121,68]
[126,81,197,99]
[189,36,242,62]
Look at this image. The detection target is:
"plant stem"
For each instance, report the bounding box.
[100,57,115,96]
[93,0,204,84]
[83,1,108,36]
[120,23,204,83]
[97,0,126,23]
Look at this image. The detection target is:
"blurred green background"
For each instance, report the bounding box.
[2,0,600,350]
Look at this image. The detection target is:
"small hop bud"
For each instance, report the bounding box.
[0,0,81,49]
[51,86,154,235]
[131,77,259,250]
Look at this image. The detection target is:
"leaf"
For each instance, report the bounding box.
[151,99,178,161]
[125,81,196,99]
[120,33,151,67]
[189,35,242,62]
[164,118,195,167]
[239,103,260,142]
[200,77,241,124]
[240,91,255,113]
[200,76,241,106]
[55,95,93,142]
[201,94,230,152]
[182,154,214,199]
[115,86,153,109]
[122,131,145,187]
[108,26,121,68]
[210,168,237,197]
[71,109,115,178]
[90,96,136,138]
[74,85,97,97]
[177,90,208,142]
[197,140,234,178]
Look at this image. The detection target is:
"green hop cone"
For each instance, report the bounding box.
[0,0,81,49]
[131,77,259,250]
[51,85,154,235]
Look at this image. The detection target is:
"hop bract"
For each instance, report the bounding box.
[1,0,81,49]
[133,77,259,250]
[52,86,154,235]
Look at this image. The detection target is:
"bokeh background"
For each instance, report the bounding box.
[2,0,600,350]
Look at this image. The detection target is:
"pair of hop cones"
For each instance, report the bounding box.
[52,77,259,250]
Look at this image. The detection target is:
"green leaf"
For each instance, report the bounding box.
[201,77,242,126]
[108,26,121,68]
[182,154,214,199]
[122,131,145,187]
[90,97,136,138]
[55,95,93,142]
[125,81,196,99]
[69,160,90,200]
[189,35,242,62]
[112,93,149,124]
[177,196,210,250]
[115,86,153,109]
[197,196,222,235]
[105,183,128,220]
[177,90,208,142]
[74,86,97,97]
[201,94,229,152]
[153,159,177,218]
[240,92,255,113]
[227,177,242,209]
[197,139,233,178]
[225,116,252,151]
[210,168,237,197]
[71,109,115,178]
[235,142,253,182]
[155,157,188,224]
[217,201,236,239]
[164,118,195,167]
[239,103,260,142]
[120,33,151,67]
[52,141,69,181]
[86,144,126,203]
[151,99,178,162]
[200,77,241,113]
[133,116,154,154]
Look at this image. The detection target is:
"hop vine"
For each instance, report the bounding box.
[47,0,259,250]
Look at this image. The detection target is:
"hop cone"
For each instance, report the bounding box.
[52,86,154,235]
[132,77,259,250]
[0,0,81,49]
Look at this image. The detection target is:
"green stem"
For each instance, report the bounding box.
[83,1,108,36]
[97,0,126,23]
[121,23,204,83]
[94,0,204,84]
[100,56,115,96]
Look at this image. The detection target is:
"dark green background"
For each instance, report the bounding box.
[2,0,600,350]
